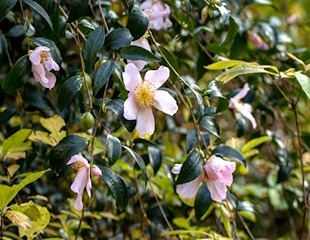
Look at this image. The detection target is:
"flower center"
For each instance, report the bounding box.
[72,162,85,172]
[40,51,49,65]
[134,81,156,108]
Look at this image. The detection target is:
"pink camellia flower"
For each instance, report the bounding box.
[141,0,173,30]
[67,155,102,211]
[29,46,60,89]
[248,32,269,51]
[229,83,257,129]
[172,156,236,202]
[128,38,151,71]
[123,63,178,136]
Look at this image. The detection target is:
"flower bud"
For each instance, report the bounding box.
[91,165,102,176]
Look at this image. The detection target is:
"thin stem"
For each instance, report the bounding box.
[97,0,110,33]
[236,212,255,240]
[74,209,85,240]
[225,199,240,240]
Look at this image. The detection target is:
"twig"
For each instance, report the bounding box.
[74,209,85,240]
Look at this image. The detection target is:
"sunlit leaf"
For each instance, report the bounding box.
[39,115,66,144]
[2,129,32,157]
[294,72,310,99]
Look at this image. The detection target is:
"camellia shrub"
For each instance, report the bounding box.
[0,0,310,239]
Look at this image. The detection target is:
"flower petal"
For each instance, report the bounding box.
[70,168,88,194]
[171,163,183,174]
[124,95,139,120]
[67,155,89,168]
[136,107,155,136]
[205,180,227,202]
[123,63,142,92]
[74,192,84,211]
[231,83,250,100]
[144,66,170,89]
[127,59,147,71]
[43,70,57,89]
[237,104,257,129]
[29,46,50,65]
[154,90,178,115]
[176,175,202,198]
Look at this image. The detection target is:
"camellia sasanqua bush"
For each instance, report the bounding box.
[0,0,310,239]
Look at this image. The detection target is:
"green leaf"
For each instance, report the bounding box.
[100,167,128,211]
[148,146,162,175]
[93,60,114,95]
[23,0,53,30]
[24,17,35,37]
[120,45,160,62]
[39,115,66,144]
[199,116,220,138]
[0,0,18,22]
[10,201,50,239]
[0,107,17,124]
[294,72,310,99]
[104,28,133,50]
[49,135,88,174]
[212,145,246,165]
[220,17,238,46]
[194,184,212,220]
[159,46,179,82]
[123,146,148,181]
[241,136,271,153]
[83,27,105,72]
[176,149,204,184]
[2,55,31,92]
[2,129,32,157]
[126,3,149,40]
[58,75,83,111]
[205,60,245,70]
[33,37,62,65]
[67,0,89,23]
[0,169,50,210]
[106,134,122,166]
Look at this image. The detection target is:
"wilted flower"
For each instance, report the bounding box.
[229,83,257,129]
[141,0,173,30]
[128,38,151,71]
[67,155,92,211]
[248,32,269,51]
[29,46,60,89]
[123,63,178,136]
[172,156,236,202]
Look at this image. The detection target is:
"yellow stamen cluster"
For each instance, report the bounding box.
[134,81,156,108]
[72,162,85,172]
[40,51,48,65]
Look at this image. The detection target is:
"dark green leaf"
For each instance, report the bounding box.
[176,149,204,184]
[100,166,128,211]
[120,45,160,62]
[33,37,62,65]
[212,145,246,166]
[195,184,212,220]
[23,0,53,30]
[294,72,310,99]
[0,0,18,22]
[186,130,210,152]
[216,97,229,113]
[104,28,133,50]
[93,60,114,95]
[104,98,136,132]
[220,17,238,46]
[107,134,122,166]
[67,0,89,23]
[83,27,105,72]
[159,46,179,82]
[2,55,31,93]
[7,25,25,37]
[126,3,149,40]
[123,146,148,181]
[24,17,35,37]
[148,146,162,175]
[277,163,291,183]
[58,75,83,111]
[199,116,220,138]
[0,107,17,125]
[50,135,88,174]
[208,80,224,98]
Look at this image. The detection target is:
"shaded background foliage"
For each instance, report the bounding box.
[0,0,310,239]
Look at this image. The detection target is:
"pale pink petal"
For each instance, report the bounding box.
[237,105,257,129]
[86,169,92,197]
[176,175,202,198]
[128,59,147,71]
[74,192,84,211]
[136,107,155,136]
[124,95,139,120]
[152,18,165,30]
[43,70,57,89]
[141,0,153,10]
[231,83,250,101]
[205,180,227,202]
[131,38,151,51]
[44,56,59,71]
[144,66,170,89]
[154,90,178,115]
[29,46,50,65]
[32,64,47,83]
[70,168,89,194]
[91,165,102,176]
[164,18,173,28]
[171,163,183,174]
[67,155,90,167]
[123,63,142,92]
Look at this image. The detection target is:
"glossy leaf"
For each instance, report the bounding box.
[49,135,88,173]
[199,116,220,138]
[2,55,31,92]
[213,145,246,166]
[123,145,148,180]
[67,0,88,22]
[126,3,149,40]
[100,166,128,211]
[186,130,210,152]
[205,60,245,70]
[33,37,62,65]
[58,75,83,111]
[294,71,310,99]
[0,107,17,125]
[148,146,162,175]
[176,149,204,184]
[107,134,122,166]
[0,0,18,22]
[104,28,133,50]
[83,27,105,72]
[194,184,212,220]
[93,60,114,95]
[220,17,238,46]
[23,0,53,30]
[120,45,160,62]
